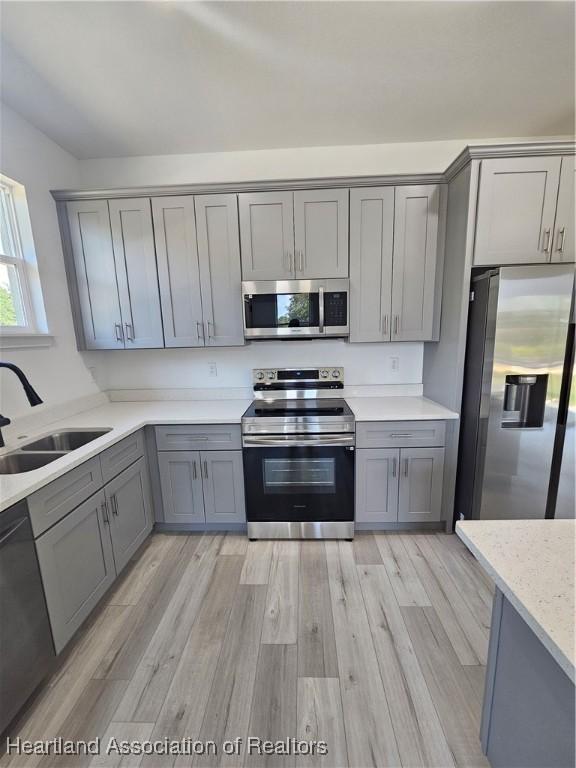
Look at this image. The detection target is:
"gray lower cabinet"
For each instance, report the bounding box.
[355,444,444,524]
[158,449,245,525]
[157,450,205,524]
[397,447,444,523]
[355,448,399,523]
[105,457,153,573]
[35,490,115,653]
[202,451,245,524]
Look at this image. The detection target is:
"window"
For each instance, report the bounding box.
[0,174,48,339]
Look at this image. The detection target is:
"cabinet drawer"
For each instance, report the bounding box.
[155,424,241,451]
[356,421,446,448]
[100,430,145,483]
[28,457,103,537]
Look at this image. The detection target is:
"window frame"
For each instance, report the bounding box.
[0,174,49,339]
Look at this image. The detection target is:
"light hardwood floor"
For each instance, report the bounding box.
[3,534,493,768]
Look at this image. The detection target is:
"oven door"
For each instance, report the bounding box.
[243,437,355,522]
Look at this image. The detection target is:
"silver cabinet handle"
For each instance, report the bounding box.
[124,323,134,342]
[542,227,552,255]
[203,460,208,479]
[206,320,215,339]
[393,315,399,335]
[382,315,388,336]
[298,250,304,272]
[101,501,109,524]
[192,460,197,479]
[196,321,205,342]
[114,323,124,342]
[111,494,119,516]
[288,253,294,273]
[392,458,397,478]
[318,286,325,334]
[404,459,409,477]
[556,227,566,253]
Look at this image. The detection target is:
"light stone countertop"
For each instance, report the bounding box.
[0,394,457,514]
[347,396,459,421]
[456,519,575,683]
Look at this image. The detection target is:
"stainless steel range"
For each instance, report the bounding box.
[242,367,355,540]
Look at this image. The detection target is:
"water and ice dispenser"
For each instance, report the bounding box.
[502,374,548,428]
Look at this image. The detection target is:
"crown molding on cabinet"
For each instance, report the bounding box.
[51,141,575,202]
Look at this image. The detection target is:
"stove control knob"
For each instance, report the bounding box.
[267,371,275,380]
[320,369,329,378]
[331,369,340,379]
[255,371,265,381]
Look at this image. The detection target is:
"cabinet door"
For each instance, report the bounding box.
[66,200,124,349]
[239,191,294,279]
[355,448,399,523]
[552,156,575,264]
[474,157,562,265]
[35,490,115,653]
[391,185,442,341]
[349,187,394,342]
[195,194,244,347]
[109,198,164,348]
[201,450,246,525]
[397,448,444,523]
[294,189,349,278]
[105,457,152,574]
[158,450,205,524]
[152,196,204,347]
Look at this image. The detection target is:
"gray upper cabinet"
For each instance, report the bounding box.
[349,187,394,342]
[157,450,207,524]
[294,189,349,278]
[105,457,153,574]
[239,192,294,280]
[201,450,246,525]
[474,157,562,266]
[552,156,575,264]
[391,185,444,341]
[397,447,444,523]
[35,489,115,653]
[152,196,204,347]
[66,200,124,349]
[195,194,244,347]
[109,198,164,348]
[355,448,399,523]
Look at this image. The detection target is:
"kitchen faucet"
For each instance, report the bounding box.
[0,362,43,448]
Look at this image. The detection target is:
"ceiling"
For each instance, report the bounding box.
[1,1,574,159]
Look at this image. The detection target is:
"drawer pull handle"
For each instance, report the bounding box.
[390,433,415,438]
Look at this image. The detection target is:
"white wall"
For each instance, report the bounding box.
[86,340,423,395]
[0,103,100,418]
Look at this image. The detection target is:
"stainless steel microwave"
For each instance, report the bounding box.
[242,279,349,339]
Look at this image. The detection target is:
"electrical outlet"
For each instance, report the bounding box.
[208,362,218,378]
[389,356,400,373]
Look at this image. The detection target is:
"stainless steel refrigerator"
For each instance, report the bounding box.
[456,264,575,522]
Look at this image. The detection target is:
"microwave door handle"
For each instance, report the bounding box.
[319,287,325,334]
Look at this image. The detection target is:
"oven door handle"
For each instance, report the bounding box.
[242,434,355,447]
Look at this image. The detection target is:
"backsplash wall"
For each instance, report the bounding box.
[85,340,423,395]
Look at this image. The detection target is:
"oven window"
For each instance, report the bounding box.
[245,293,319,329]
[262,457,336,494]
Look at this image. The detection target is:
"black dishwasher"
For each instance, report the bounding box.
[0,501,55,734]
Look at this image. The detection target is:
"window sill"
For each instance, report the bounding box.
[0,333,54,349]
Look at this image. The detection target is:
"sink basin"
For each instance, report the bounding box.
[0,452,68,474]
[22,429,112,452]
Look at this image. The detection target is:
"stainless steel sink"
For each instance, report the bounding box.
[0,452,68,474]
[22,429,112,452]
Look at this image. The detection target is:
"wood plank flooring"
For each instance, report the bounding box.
[3,533,493,768]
